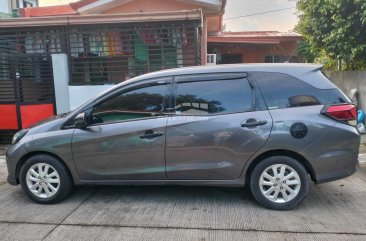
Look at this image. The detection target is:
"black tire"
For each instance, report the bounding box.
[19,154,73,204]
[250,156,309,210]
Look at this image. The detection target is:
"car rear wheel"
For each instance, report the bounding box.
[19,154,73,204]
[250,156,309,210]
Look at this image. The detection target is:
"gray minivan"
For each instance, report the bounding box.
[6,64,360,210]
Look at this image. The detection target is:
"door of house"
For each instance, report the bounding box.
[221,54,243,64]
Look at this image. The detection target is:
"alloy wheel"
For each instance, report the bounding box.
[26,163,60,199]
[259,164,301,203]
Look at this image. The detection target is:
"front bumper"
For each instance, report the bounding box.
[6,144,26,186]
[7,172,17,186]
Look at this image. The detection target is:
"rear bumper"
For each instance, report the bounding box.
[315,161,358,184]
[303,123,360,184]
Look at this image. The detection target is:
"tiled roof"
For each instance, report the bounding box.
[208,31,303,44]
[19,5,77,17]
[218,31,302,37]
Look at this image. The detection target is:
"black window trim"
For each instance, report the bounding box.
[247,78,256,111]
[247,73,268,111]
[174,72,247,83]
[91,77,172,107]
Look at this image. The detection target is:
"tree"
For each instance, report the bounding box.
[295,0,366,70]
[296,41,316,63]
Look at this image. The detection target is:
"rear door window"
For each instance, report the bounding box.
[254,72,349,110]
[174,78,253,115]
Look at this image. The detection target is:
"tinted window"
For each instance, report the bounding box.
[174,79,252,115]
[92,85,166,123]
[255,72,348,109]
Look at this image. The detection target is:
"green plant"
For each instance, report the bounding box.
[296,0,366,70]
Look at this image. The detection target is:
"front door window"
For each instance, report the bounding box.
[92,84,167,124]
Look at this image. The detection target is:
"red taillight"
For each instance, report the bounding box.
[322,104,357,125]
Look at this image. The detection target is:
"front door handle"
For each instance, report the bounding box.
[241,119,267,128]
[139,130,164,139]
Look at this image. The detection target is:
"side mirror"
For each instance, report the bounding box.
[74,112,88,129]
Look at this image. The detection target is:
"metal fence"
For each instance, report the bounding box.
[67,21,201,85]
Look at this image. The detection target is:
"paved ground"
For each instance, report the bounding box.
[1,146,366,240]
[360,135,366,153]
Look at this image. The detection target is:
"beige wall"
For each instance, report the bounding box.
[326,71,366,111]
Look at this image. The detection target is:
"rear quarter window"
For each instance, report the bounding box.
[254,72,349,110]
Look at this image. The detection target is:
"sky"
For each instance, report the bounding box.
[223,0,298,32]
[39,0,299,32]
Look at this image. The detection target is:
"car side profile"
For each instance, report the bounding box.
[6,64,360,210]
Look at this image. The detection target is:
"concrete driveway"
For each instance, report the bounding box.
[0,153,366,241]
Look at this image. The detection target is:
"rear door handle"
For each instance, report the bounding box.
[139,131,164,139]
[241,119,267,128]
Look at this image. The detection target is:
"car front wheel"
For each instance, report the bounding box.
[250,156,309,210]
[19,154,73,204]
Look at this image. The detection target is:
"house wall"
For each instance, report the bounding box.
[208,41,299,63]
[0,1,10,14]
[69,85,115,110]
[206,15,221,33]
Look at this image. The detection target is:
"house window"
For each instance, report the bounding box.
[23,1,34,8]
[264,55,280,63]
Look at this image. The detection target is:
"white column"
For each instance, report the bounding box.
[52,54,70,114]
[69,85,115,110]
[201,16,208,65]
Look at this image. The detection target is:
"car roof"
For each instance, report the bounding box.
[73,63,331,114]
[127,63,323,83]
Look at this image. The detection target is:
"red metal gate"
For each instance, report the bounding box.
[0,53,55,143]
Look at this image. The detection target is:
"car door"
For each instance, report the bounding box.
[165,73,272,180]
[72,78,172,181]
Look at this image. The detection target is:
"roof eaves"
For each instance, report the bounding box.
[0,9,202,28]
